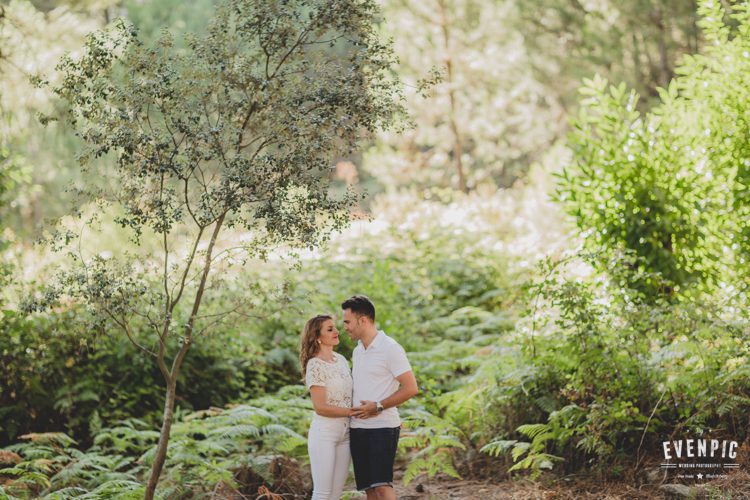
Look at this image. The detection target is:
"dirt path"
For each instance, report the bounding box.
[341,473,651,499]
[389,476,651,500]
[348,469,750,499]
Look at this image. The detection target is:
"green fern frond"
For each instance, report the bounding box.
[261,424,299,437]
[430,434,467,450]
[480,439,516,457]
[208,424,260,439]
[80,479,143,499]
[195,440,231,456]
[19,433,77,449]
[508,454,534,473]
[511,441,531,461]
[397,436,424,449]
[276,435,307,454]
[534,395,559,413]
[402,450,461,485]
[41,486,88,498]
[517,423,550,440]
[0,468,24,477]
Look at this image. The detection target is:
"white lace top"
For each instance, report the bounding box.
[305,353,353,409]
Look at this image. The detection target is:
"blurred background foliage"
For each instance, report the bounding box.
[3,0,750,497]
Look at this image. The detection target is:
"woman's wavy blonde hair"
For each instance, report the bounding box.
[299,314,334,379]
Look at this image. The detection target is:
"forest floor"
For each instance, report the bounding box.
[247,458,750,499]
[373,468,750,499]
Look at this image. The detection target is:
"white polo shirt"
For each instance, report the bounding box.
[351,330,412,429]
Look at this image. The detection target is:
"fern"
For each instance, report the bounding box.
[0,467,52,492]
[93,424,159,453]
[207,424,260,439]
[78,479,144,499]
[276,435,307,455]
[398,409,466,485]
[40,486,88,499]
[18,433,77,449]
[402,451,461,485]
[517,423,551,440]
[507,452,561,477]
[261,424,300,437]
[511,441,532,462]
[481,421,564,479]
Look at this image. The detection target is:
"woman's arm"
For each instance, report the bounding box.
[310,386,353,418]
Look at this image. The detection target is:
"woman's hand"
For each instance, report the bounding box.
[351,400,378,419]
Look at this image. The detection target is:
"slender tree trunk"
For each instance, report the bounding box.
[437,0,468,193]
[144,377,177,500]
[654,8,672,88]
[142,212,226,499]
[631,32,642,94]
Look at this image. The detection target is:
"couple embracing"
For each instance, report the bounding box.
[299,295,419,500]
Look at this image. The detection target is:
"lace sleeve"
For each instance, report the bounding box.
[305,359,326,389]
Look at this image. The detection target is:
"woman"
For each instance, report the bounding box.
[299,314,354,500]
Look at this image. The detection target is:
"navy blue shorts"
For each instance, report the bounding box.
[349,427,400,490]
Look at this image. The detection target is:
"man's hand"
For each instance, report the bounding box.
[351,400,378,419]
[350,372,419,419]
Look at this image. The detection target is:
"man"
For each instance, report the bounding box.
[342,295,419,500]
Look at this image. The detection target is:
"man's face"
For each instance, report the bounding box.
[342,309,361,340]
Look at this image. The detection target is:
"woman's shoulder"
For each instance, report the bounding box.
[334,352,349,362]
[306,357,323,368]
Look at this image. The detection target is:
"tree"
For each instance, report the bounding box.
[364,0,564,193]
[0,146,16,296]
[122,0,216,46]
[0,1,105,236]
[37,0,404,496]
[518,0,701,110]
[556,1,750,299]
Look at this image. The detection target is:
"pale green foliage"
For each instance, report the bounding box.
[555,0,750,298]
[0,145,19,295]
[558,74,725,297]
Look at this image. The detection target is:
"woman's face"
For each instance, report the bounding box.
[318,318,340,347]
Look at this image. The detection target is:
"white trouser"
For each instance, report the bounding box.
[308,415,350,500]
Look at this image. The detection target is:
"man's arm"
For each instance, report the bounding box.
[352,370,418,419]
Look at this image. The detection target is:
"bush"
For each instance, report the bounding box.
[0,306,282,447]
[474,254,750,478]
[556,2,750,299]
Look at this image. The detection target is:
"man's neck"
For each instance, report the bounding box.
[360,326,380,349]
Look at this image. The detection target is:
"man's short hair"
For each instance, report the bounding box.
[341,295,375,321]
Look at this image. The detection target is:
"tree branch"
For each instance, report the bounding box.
[270,26,312,80]
[171,210,227,376]
[104,308,157,358]
[171,225,206,310]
